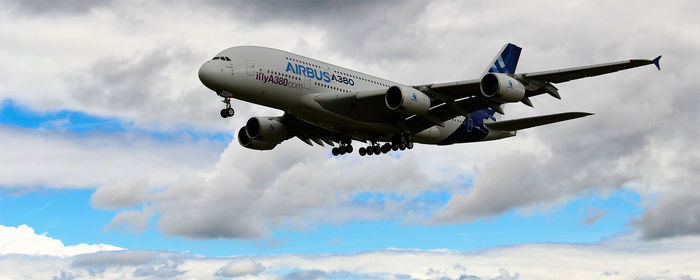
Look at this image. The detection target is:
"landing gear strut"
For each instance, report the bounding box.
[331,140,354,156]
[358,132,414,157]
[358,141,384,156]
[220,98,234,118]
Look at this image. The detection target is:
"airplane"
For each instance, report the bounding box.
[198,43,661,156]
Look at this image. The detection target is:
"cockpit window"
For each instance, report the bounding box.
[212,57,220,60]
[224,57,231,61]
[212,56,231,61]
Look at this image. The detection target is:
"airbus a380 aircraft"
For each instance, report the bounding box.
[198,43,660,156]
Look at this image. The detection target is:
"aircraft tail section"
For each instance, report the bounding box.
[481,43,523,120]
[485,43,522,75]
[485,112,593,131]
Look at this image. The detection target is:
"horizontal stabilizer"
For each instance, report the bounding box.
[485,112,593,131]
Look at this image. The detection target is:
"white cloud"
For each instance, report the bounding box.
[0,125,222,191]
[0,224,121,258]
[1,230,700,279]
[215,258,265,278]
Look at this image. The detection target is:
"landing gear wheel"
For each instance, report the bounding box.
[407,142,414,149]
[359,147,366,156]
[220,98,234,118]
[346,145,353,154]
[332,147,340,156]
[392,143,399,151]
[381,143,391,154]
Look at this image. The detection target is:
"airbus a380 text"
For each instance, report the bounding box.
[198,43,660,156]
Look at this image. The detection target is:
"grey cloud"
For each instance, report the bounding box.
[282,269,382,280]
[132,262,186,278]
[71,250,156,268]
[215,259,264,278]
[104,205,155,233]
[1,0,113,16]
[150,141,433,239]
[90,179,150,210]
[71,250,187,278]
[208,0,429,65]
[65,43,223,129]
[582,208,608,225]
[0,125,222,192]
[635,191,700,240]
[52,270,77,280]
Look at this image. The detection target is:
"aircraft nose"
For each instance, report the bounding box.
[198,62,219,91]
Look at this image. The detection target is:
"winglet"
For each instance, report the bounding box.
[652,55,662,71]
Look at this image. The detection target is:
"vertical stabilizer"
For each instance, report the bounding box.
[481,43,522,120]
[484,43,522,75]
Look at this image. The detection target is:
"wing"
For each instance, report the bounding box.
[280,113,352,147]
[405,55,661,134]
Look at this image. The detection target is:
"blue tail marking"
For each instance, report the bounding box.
[488,43,522,74]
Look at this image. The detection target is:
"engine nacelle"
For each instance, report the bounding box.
[480,73,526,103]
[245,117,288,143]
[238,127,278,151]
[385,85,431,115]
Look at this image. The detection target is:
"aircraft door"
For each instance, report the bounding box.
[245,60,255,76]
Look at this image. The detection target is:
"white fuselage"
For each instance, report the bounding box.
[198,46,500,144]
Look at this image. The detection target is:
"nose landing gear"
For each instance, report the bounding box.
[220,98,234,118]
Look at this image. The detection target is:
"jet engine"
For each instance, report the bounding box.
[385,85,431,115]
[245,117,288,143]
[480,73,526,103]
[238,127,278,150]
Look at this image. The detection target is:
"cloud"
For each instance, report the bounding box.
[0,224,121,257]
[1,0,113,16]
[104,205,155,233]
[634,191,700,240]
[215,259,264,278]
[0,125,222,192]
[581,207,608,225]
[149,141,441,239]
[2,230,700,279]
[0,0,699,242]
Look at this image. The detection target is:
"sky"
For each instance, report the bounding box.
[0,0,699,279]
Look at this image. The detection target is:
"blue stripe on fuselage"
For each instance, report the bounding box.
[437,109,496,145]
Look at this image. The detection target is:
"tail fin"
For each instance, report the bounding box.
[482,43,522,120]
[483,43,522,75]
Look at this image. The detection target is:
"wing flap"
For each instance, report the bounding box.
[485,112,593,131]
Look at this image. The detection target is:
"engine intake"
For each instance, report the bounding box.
[480,73,526,103]
[238,127,278,150]
[245,117,288,143]
[385,85,430,115]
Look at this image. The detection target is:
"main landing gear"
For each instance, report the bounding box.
[331,141,353,156]
[358,133,414,156]
[220,97,234,118]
